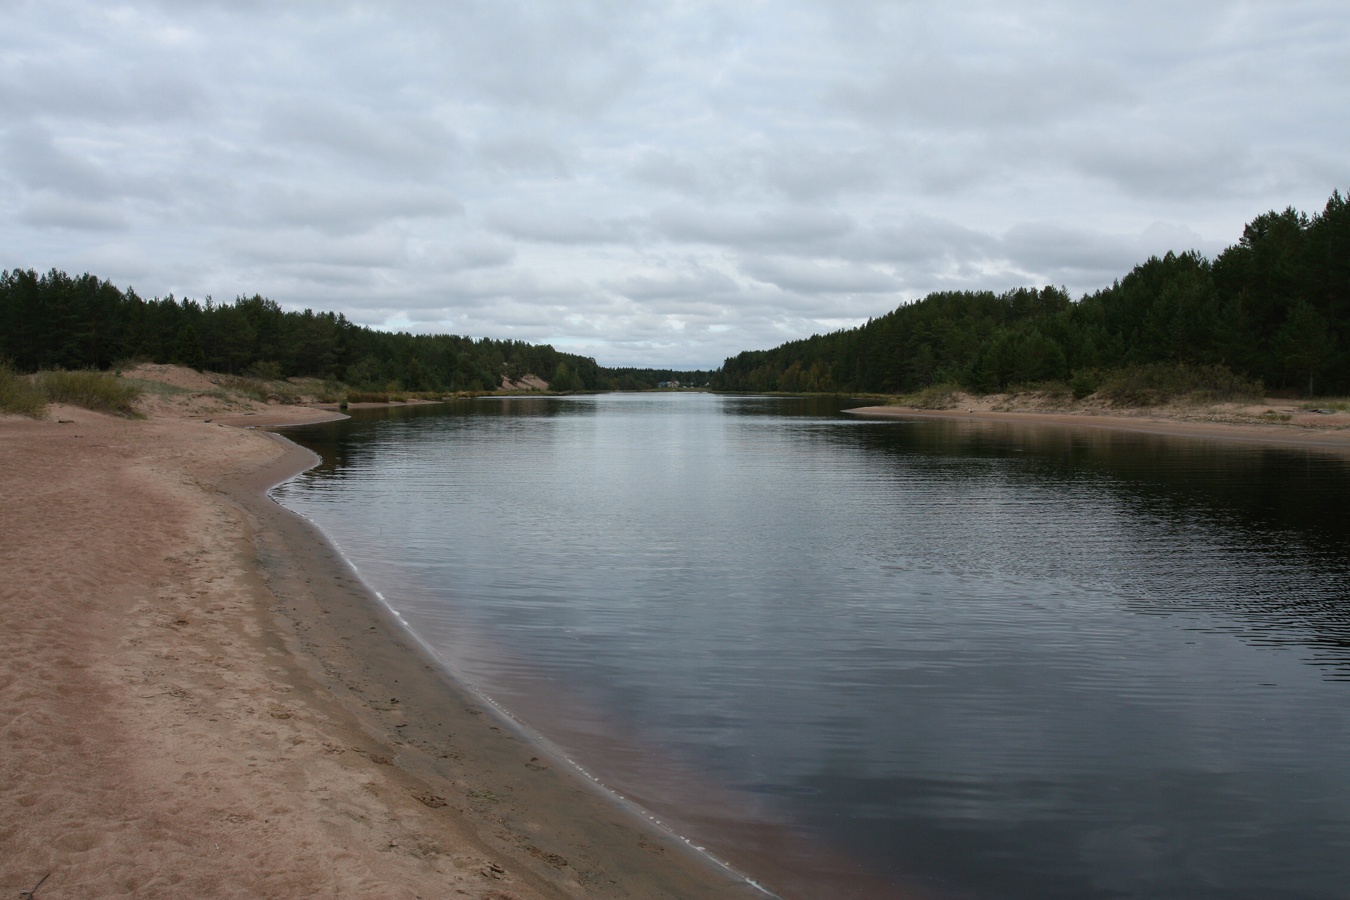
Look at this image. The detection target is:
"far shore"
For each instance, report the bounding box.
[844,402,1350,456]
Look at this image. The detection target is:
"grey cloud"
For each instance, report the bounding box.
[844,215,999,269]
[246,183,464,236]
[1,0,1345,370]
[263,263,391,291]
[605,264,740,304]
[629,143,886,205]
[0,62,206,124]
[738,256,898,295]
[18,195,130,231]
[3,126,117,198]
[1071,137,1256,202]
[473,134,572,177]
[431,1,651,114]
[757,144,888,203]
[998,221,1214,293]
[628,150,714,197]
[999,223,1144,289]
[833,57,1131,132]
[259,98,458,177]
[485,207,636,245]
[652,205,855,250]
[417,236,517,272]
[226,230,408,270]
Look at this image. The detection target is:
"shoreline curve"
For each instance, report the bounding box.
[0,403,766,899]
[244,423,778,898]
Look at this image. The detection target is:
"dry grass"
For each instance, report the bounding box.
[0,360,45,417]
[34,369,143,417]
[1298,399,1350,413]
[898,381,966,409]
[217,375,305,405]
[1095,363,1262,407]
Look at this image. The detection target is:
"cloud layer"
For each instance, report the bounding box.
[2,1,1346,367]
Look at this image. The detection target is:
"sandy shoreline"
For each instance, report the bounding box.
[844,404,1350,455]
[0,402,764,899]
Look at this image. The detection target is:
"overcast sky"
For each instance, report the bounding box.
[2,1,1346,368]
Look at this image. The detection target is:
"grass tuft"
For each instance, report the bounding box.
[898,381,965,409]
[1298,399,1350,412]
[35,369,143,417]
[218,374,303,405]
[0,360,46,417]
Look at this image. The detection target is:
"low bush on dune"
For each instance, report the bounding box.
[35,369,143,417]
[1003,380,1074,402]
[1096,363,1262,406]
[345,389,404,403]
[219,374,303,405]
[1299,399,1350,412]
[900,381,966,409]
[0,360,46,417]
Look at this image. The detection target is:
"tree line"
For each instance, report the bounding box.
[714,190,1350,397]
[5,190,1345,397]
[0,273,709,392]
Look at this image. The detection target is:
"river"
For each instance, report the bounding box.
[272,392,1350,899]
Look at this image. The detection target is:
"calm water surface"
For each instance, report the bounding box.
[274,393,1350,899]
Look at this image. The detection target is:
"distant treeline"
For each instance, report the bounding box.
[6,190,1346,397]
[0,272,707,392]
[602,367,714,389]
[715,190,1350,397]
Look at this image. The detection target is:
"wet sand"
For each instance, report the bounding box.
[0,402,766,899]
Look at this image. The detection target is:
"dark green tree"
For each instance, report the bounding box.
[1277,301,1337,396]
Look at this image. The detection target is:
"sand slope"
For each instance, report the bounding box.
[0,401,761,899]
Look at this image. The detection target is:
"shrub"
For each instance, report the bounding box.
[0,360,46,417]
[1298,399,1350,412]
[346,390,400,403]
[1006,380,1073,401]
[313,380,348,403]
[34,369,143,417]
[1096,363,1262,407]
[1070,369,1102,399]
[903,381,964,409]
[245,360,285,381]
[219,374,302,404]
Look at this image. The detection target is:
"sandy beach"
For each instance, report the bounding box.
[0,385,765,898]
[844,400,1350,456]
[5,378,1350,900]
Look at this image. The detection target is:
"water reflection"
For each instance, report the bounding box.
[275,394,1350,899]
[831,416,1350,679]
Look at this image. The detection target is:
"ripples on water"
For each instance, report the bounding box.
[274,394,1350,899]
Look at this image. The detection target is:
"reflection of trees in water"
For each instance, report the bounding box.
[288,402,1350,679]
[843,417,1350,679]
[281,397,584,478]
